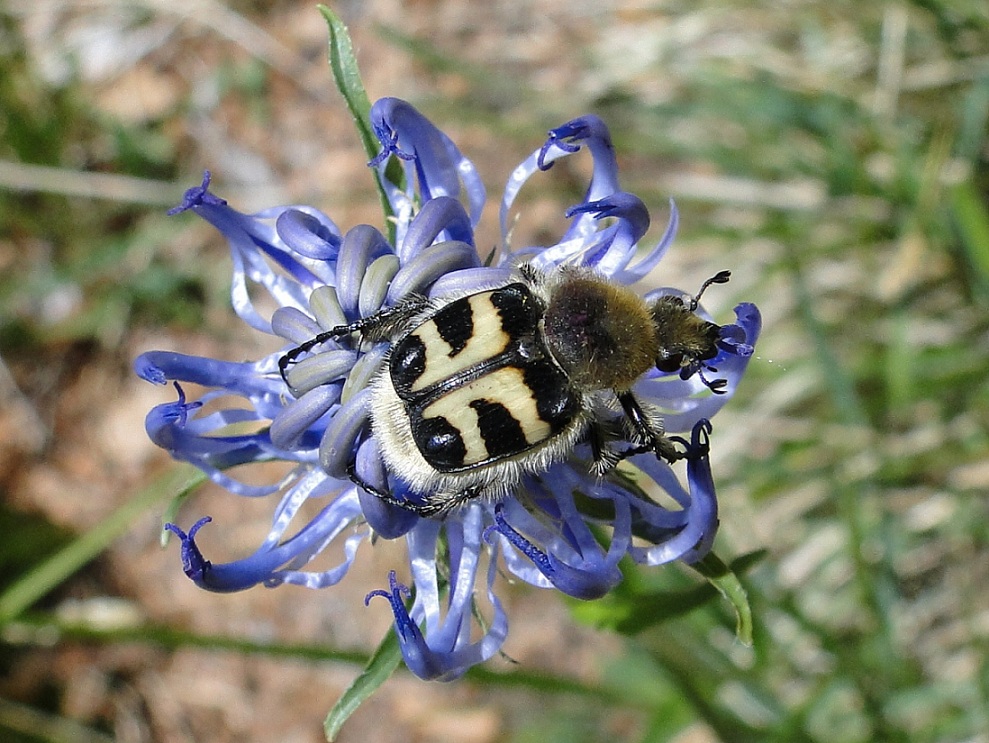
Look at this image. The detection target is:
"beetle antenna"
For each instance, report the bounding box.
[689,270,731,311]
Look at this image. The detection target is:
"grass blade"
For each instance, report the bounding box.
[318,4,404,236]
[323,627,402,741]
[0,466,204,625]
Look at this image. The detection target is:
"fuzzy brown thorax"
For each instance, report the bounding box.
[542,273,658,391]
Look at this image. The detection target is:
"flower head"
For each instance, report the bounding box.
[137,99,760,680]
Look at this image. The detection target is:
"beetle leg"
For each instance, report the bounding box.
[616,391,684,464]
[588,420,623,475]
[346,462,478,518]
[278,294,429,384]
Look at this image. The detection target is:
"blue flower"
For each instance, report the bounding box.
[136,99,761,681]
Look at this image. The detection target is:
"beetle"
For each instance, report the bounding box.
[280,265,730,516]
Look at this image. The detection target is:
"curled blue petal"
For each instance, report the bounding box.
[501,115,621,253]
[485,503,555,577]
[629,421,719,565]
[426,267,514,298]
[486,500,623,601]
[167,171,227,215]
[538,116,615,179]
[135,351,282,398]
[165,517,213,586]
[561,191,651,274]
[168,176,347,330]
[144,383,201,440]
[387,240,481,303]
[680,422,720,562]
[541,116,621,236]
[144,380,318,497]
[616,199,679,284]
[318,388,372,479]
[171,486,366,592]
[275,209,342,260]
[353,438,420,538]
[565,192,650,238]
[383,507,508,681]
[365,571,422,632]
[369,98,485,226]
[336,225,393,321]
[397,196,475,263]
[366,570,455,681]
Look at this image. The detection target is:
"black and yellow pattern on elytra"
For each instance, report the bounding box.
[389,284,581,472]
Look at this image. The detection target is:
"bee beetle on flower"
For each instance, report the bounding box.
[137,96,760,680]
[280,261,737,518]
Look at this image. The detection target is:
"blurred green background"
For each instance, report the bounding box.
[1,1,987,742]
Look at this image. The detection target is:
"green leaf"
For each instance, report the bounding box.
[318,5,403,236]
[571,585,707,634]
[323,627,403,741]
[319,5,377,162]
[689,551,757,646]
[570,551,764,637]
